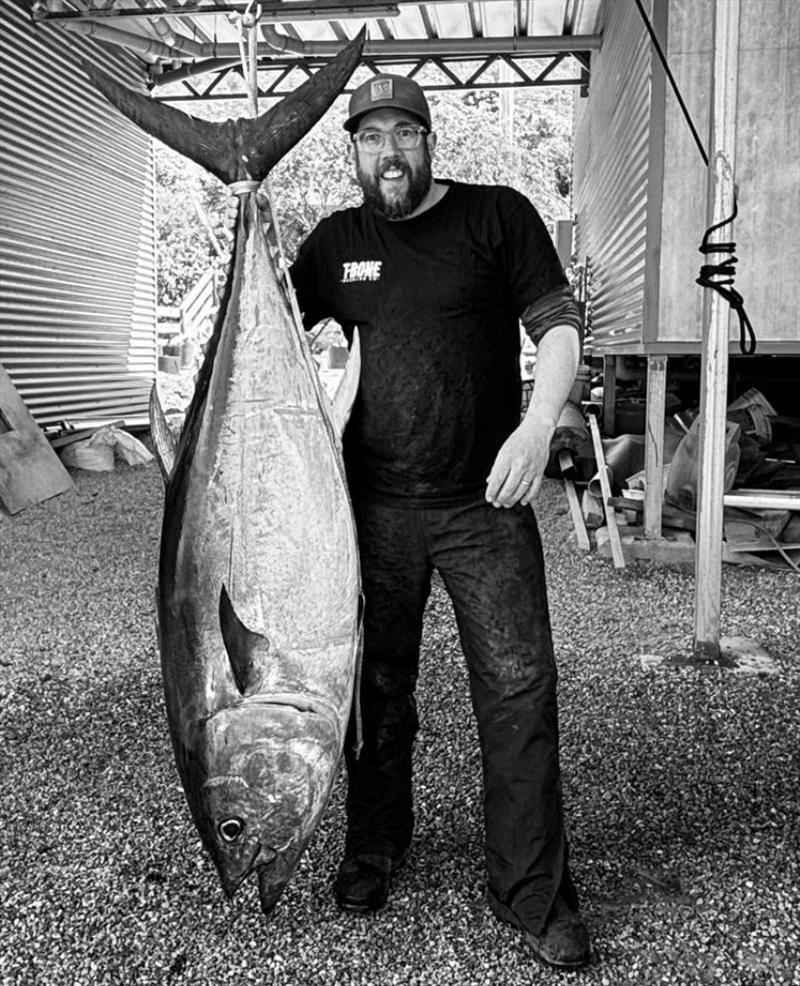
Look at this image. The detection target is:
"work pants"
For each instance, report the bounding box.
[344,495,579,933]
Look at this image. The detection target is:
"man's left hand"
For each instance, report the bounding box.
[485,415,555,508]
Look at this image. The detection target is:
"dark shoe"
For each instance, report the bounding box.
[488,891,591,970]
[334,852,406,913]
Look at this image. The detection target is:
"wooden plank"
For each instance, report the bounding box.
[693,0,741,662]
[644,355,668,537]
[557,449,591,552]
[0,363,74,514]
[588,412,626,568]
[723,491,800,512]
[602,354,617,436]
[49,421,126,449]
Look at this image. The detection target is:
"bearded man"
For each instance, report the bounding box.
[289,74,590,971]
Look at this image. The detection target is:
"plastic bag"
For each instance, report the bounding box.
[59,425,153,472]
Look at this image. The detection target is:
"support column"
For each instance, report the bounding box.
[693,0,740,661]
[602,355,617,436]
[644,355,668,539]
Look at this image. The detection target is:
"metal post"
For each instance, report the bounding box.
[693,0,740,661]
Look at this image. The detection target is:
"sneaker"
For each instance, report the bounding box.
[334,852,407,913]
[488,891,591,970]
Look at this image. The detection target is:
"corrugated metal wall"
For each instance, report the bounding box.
[573,0,655,352]
[0,0,157,429]
[657,0,800,353]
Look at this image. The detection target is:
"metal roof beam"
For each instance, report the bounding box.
[161,29,600,63]
[418,4,441,39]
[154,52,587,98]
[32,1,401,22]
[34,0,587,23]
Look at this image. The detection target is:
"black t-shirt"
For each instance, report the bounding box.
[290,180,568,506]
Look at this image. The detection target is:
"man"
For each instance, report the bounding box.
[289,74,590,970]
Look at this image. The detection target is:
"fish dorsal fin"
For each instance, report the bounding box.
[219,585,270,696]
[149,383,177,483]
[330,329,361,439]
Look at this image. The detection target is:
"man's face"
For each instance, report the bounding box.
[353,108,434,220]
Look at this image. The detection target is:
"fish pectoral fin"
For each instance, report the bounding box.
[219,585,270,695]
[330,328,361,439]
[149,382,177,483]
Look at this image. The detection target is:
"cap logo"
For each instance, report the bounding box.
[370,78,393,103]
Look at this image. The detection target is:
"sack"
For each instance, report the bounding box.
[665,419,740,511]
[59,426,153,472]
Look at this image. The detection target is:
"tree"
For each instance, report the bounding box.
[154,82,573,308]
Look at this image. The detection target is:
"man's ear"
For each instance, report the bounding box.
[426,131,437,156]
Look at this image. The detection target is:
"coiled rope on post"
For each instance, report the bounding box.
[696,199,757,355]
[633,0,756,355]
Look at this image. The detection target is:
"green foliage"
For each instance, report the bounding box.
[155,155,229,307]
[428,85,572,222]
[154,84,573,308]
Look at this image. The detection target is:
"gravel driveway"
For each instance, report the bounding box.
[1,461,798,986]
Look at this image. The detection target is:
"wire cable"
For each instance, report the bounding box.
[633,0,709,166]
[633,0,756,354]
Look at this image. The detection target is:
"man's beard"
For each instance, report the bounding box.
[357,148,433,220]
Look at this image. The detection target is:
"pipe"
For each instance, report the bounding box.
[260,25,602,58]
[60,19,199,60]
[151,57,241,86]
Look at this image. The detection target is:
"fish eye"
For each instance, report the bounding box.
[218,817,245,843]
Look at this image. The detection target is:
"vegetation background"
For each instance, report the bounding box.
[154,79,574,312]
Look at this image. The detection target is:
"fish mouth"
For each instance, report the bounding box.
[219,843,278,899]
[257,858,291,915]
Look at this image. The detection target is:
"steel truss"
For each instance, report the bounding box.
[155,51,590,102]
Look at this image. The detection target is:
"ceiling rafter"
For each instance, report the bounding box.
[155,51,586,101]
[31,0,600,99]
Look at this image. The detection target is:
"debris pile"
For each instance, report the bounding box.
[550,372,800,572]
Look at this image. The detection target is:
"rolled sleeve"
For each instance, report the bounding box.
[520,284,584,352]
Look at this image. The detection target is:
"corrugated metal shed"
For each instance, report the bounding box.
[573,0,799,356]
[1,0,157,429]
[3,1,600,428]
[572,0,654,350]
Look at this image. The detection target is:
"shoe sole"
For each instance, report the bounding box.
[487,892,591,970]
[337,899,381,915]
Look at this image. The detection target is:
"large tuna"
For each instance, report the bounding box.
[81,35,364,913]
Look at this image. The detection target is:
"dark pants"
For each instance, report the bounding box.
[344,495,578,932]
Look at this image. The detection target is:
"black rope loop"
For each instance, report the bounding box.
[696,196,757,356]
[634,0,758,357]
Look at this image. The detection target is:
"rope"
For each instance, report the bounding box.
[233,0,260,117]
[228,179,260,195]
[231,2,296,303]
[727,517,800,573]
[696,197,757,355]
[633,0,756,355]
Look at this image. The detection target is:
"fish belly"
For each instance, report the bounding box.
[162,211,360,762]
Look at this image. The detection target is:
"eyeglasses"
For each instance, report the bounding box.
[352,125,428,153]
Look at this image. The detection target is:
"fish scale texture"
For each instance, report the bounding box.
[1,456,798,986]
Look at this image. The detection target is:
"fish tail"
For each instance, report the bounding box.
[79,29,364,185]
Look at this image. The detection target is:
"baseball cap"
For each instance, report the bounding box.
[344,74,432,133]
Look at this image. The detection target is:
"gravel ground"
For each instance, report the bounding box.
[1,445,799,986]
